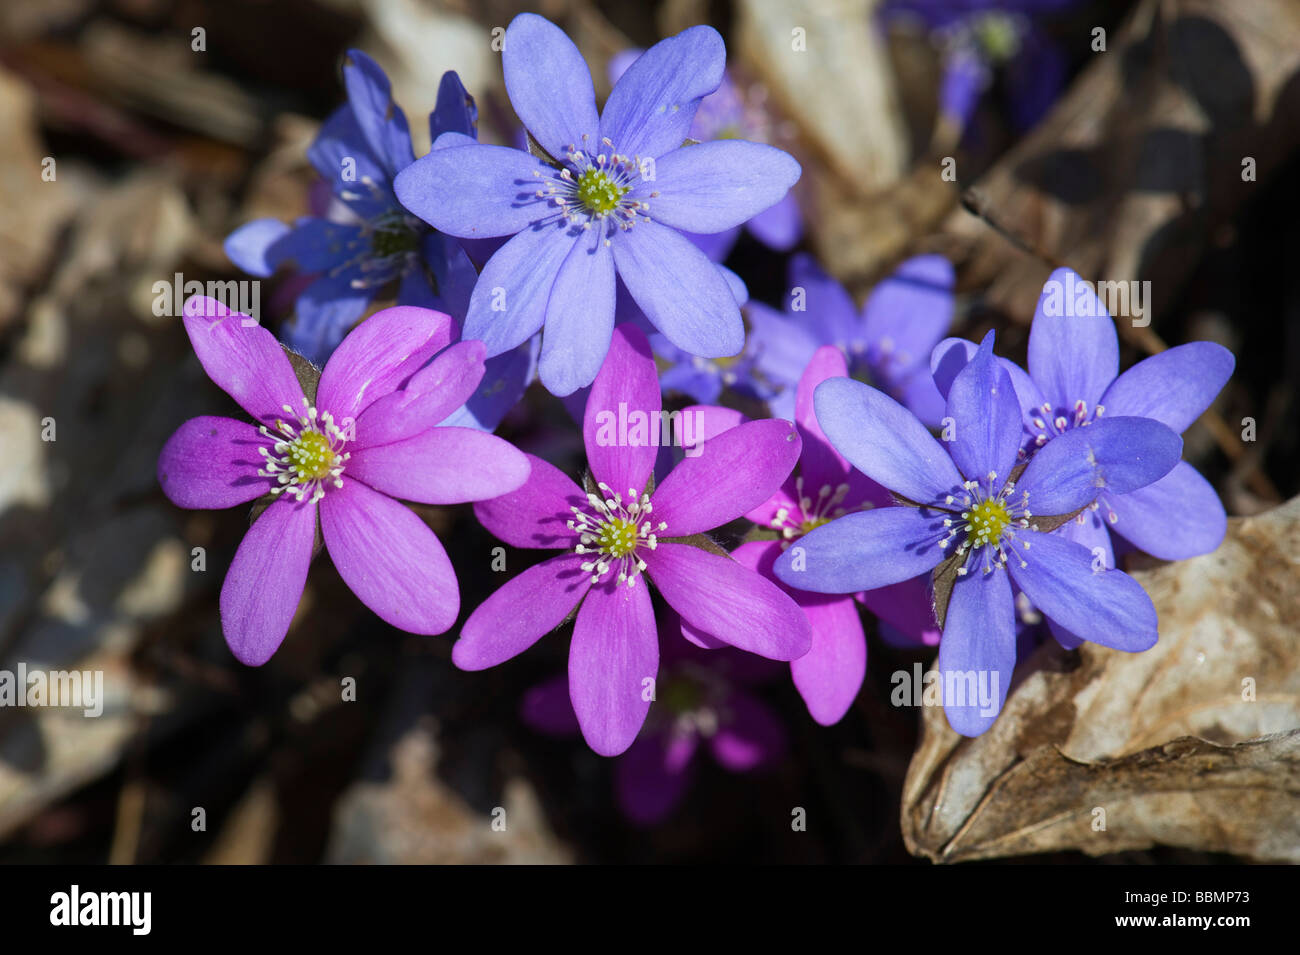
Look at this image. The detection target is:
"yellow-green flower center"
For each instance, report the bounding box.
[966,498,1011,549]
[799,514,831,535]
[596,516,639,558]
[286,430,336,481]
[575,168,628,216]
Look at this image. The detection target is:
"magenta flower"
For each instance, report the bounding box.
[458,324,812,755]
[522,609,786,824]
[689,346,889,724]
[157,298,530,664]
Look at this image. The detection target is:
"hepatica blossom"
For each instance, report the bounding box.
[457,324,811,755]
[748,253,954,424]
[522,610,786,824]
[226,52,478,364]
[775,331,1184,735]
[393,13,802,397]
[157,298,529,664]
[932,268,1235,567]
[693,346,892,725]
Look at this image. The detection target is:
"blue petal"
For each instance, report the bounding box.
[774,506,948,593]
[441,338,539,432]
[938,568,1015,737]
[307,105,392,215]
[944,330,1022,481]
[1106,461,1227,560]
[539,232,616,395]
[1016,415,1183,516]
[599,25,725,159]
[644,140,801,235]
[394,143,556,239]
[286,271,372,365]
[269,219,366,273]
[429,70,478,143]
[1099,342,1235,433]
[1027,267,1119,408]
[1007,529,1158,652]
[788,254,858,349]
[342,49,415,178]
[503,13,599,160]
[224,218,291,277]
[462,221,574,358]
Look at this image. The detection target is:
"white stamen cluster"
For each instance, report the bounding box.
[937,470,1039,575]
[770,475,853,545]
[531,135,655,245]
[568,481,667,587]
[257,396,350,504]
[1027,398,1105,451]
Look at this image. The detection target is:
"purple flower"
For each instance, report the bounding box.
[522,609,786,824]
[932,268,1235,573]
[457,324,812,755]
[691,347,891,724]
[773,330,1185,735]
[225,53,479,365]
[393,13,801,397]
[748,254,954,425]
[157,298,530,664]
[609,50,802,257]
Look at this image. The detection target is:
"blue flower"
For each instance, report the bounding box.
[393,13,802,397]
[931,267,1235,578]
[748,253,954,425]
[225,52,479,366]
[773,330,1184,735]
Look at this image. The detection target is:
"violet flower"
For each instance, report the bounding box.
[157,298,530,664]
[522,609,786,824]
[931,267,1235,567]
[393,13,801,397]
[748,253,954,424]
[609,50,801,258]
[458,324,811,755]
[226,53,479,365]
[691,346,892,724]
[774,331,1184,735]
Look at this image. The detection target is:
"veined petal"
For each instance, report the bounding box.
[350,339,486,449]
[1016,416,1182,515]
[944,330,1022,482]
[539,229,616,396]
[158,416,272,509]
[861,255,955,375]
[342,49,415,178]
[182,296,303,425]
[813,376,963,504]
[583,323,661,499]
[1106,461,1227,560]
[1027,267,1118,408]
[453,552,593,670]
[651,418,801,537]
[613,219,744,358]
[430,70,478,143]
[644,141,800,234]
[220,495,317,666]
[320,479,459,634]
[569,579,658,756]
[474,453,586,550]
[646,542,812,660]
[317,305,455,424]
[393,143,557,238]
[462,222,574,358]
[599,25,725,160]
[224,218,291,278]
[937,568,1015,737]
[1099,342,1235,433]
[1006,528,1158,652]
[790,595,866,726]
[503,13,600,161]
[348,427,529,505]
[773,506,947,593]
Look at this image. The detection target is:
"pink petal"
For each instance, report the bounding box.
[347,427,530,505]
[220,495,317,665]
[790,596,866,726]
[473,454,586,550]
[350,339,485,449]
[645,541,812,660]
[583,324,661,499]
[316,305,455,424]
[320,479,459,634]
[183,296,303,424]
[158,416,271,509]
[569,579,658,756]
[453,552,592,670]
[651,418,801,537]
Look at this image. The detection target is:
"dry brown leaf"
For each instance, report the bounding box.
[902,495,1300,863]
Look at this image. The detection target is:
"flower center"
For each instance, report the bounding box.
[1029,399,1105,450]
[937,472,1038,575]
[575,168,628,216]
[771,476,852,543]
[370,222,420,258]
[258,398,350,504]
[568,481,667,587]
